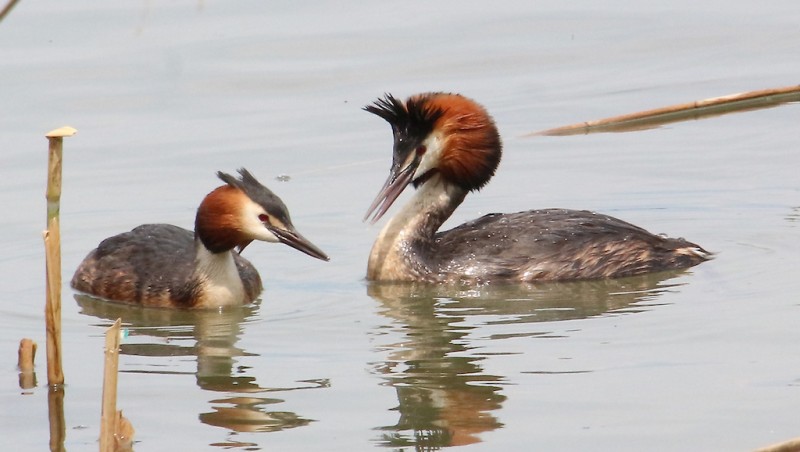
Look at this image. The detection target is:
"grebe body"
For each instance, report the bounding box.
[72,169,329,308]
[364,93,710,284]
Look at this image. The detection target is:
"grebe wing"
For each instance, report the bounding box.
[72,224,198,306]
[435,209,707,281]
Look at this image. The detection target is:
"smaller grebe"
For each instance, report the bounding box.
[71,168,329,308]
[363,92,711,283]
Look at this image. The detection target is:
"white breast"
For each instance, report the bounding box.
[193,247,246,308]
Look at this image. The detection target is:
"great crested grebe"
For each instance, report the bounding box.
[72,168,329,308]
[363,92,711,283]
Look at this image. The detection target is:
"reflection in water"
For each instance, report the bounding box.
[201,395,313,433]
[367,271,688,449]
[76,295,326,439]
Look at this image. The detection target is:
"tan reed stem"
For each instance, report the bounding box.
[531,85,800,136]
[100,319,122,452]
[43,126,75,387]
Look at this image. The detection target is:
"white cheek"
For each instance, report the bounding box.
[249,225,280,243]
[415,133,444,178]
[240,199,280,243]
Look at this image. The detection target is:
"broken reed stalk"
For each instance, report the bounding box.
[100,318,122,452]
[531,84,800,136]
[17,338,37,389]
[17,338,37,372]
[43,126,75,387]
[114,410,135,452]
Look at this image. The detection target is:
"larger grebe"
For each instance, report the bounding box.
[72,168,329,308]
[363,93,710,283]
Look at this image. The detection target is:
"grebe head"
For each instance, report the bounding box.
[195,168,329,261]
[363,92,502,223]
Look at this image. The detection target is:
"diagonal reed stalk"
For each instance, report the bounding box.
[531,85,800,136]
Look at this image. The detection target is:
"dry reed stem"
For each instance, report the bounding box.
[755,438,800,452]
[100,318,122,452]
[43,126,75,388]
[17,338,37,371]
[17,338,37,389]
[114,410,135,451]
[43,228,63,386]
[531,85,800,136]
[0,0,21,23]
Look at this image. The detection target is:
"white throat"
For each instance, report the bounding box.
[386,175,461,234]
[193,244,246,308]
[367,174,466,281]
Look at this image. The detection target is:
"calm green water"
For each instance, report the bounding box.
[1,1,799,451]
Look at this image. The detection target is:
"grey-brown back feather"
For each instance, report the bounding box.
[433,209,709,283]
[71,224,262,307]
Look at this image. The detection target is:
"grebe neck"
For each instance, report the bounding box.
[192,237,246,308]
[368,175,466,281]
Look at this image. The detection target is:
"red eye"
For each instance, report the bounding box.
[416,145,426,155]
[258,214,270,224]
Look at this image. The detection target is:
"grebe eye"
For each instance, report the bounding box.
[258,214,270,224]
[416,145,426,155]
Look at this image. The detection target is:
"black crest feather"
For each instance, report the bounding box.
[216,168,293,226]
[364,93,444,142]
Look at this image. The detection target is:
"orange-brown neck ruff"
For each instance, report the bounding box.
[411,93,502,192]
[195,186,251,253]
